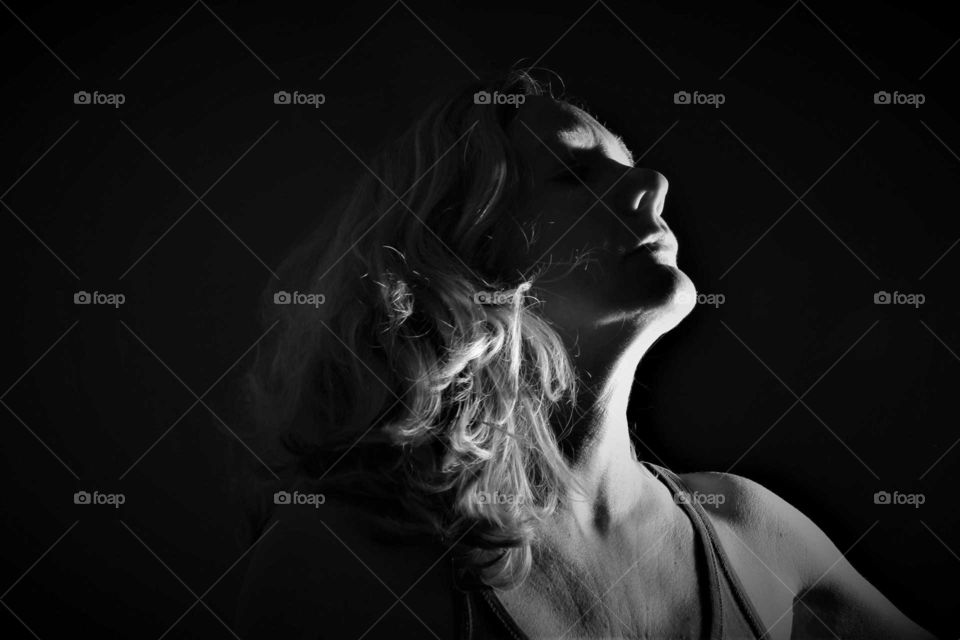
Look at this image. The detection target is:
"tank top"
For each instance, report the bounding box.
[452,461,770,639]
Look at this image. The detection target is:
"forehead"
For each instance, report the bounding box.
[506,96,632,165]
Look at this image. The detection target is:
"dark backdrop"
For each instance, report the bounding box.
[1,1,957,637]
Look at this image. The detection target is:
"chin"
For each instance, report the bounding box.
[666,272,697,317]
[599,265,696,331]
[650,268,696,325]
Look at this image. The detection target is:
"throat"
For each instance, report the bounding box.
[553,329,662,534]
[558,426,653,538]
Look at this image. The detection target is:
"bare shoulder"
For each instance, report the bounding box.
[677,470,811,570]
[677,470,936,640]
[235,492,459,640]
[677,470,784,529]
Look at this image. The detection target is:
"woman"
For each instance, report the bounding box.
[236,70,935,639]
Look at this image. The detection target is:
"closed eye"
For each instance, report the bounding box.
[551,163,590,184]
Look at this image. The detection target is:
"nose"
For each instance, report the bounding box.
[618,167,669,217]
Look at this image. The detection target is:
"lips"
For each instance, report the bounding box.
[634,232,667,250]
[623,231,677,258]
[624,232,677,259]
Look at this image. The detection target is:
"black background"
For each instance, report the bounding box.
[1,1,957,637]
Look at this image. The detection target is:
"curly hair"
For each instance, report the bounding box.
[244,68,587,589]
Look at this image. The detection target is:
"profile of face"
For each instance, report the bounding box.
[499,96,696,352]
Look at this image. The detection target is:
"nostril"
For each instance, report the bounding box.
[632,189,649,211]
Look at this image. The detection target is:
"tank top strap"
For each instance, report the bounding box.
[452,557,530,640]
[642,461,769,639]
[453,463,770,639]
[642,461,725,638]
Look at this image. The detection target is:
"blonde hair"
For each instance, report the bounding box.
[245,69,581,589]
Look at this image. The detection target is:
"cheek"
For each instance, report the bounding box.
[518,196,620,266]
[534,255,625,317]
[533,248,691,326]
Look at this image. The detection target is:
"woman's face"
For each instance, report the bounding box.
[501,96,695,338]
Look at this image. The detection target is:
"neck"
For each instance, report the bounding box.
[553,319,669,536]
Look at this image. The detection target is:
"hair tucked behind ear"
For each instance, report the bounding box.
[243,68,581,589]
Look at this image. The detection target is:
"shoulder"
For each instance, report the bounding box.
[677,470,813,570]
[676,470,935,639]
[235,491,460,640]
